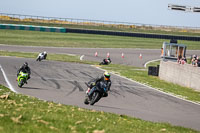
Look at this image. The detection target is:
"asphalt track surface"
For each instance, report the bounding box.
[1,44,199,67]
[1,45,200,131]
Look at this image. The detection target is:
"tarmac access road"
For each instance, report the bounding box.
[0,56,200,131]
[0,44,199,67]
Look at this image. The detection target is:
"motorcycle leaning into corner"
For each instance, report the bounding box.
[36,51,47,61]
[84,82,109,105]
[99,58,111,65]
[17,71,28,88]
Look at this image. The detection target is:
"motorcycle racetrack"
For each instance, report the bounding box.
[1,45,200,131]
[0,44,199,67]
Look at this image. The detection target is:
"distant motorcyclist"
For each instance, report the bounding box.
[42,51,47,59]
[100,57,112,65]
[105,57,111,63]
[86,71,111,98]
[17,62,31,83]
[36,51,47,61]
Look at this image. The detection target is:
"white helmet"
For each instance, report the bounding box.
[44,51,47,54]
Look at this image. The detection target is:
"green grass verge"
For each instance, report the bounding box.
[145,60,161,68]
[0,29,200,49]
[0,85,197,133]
[0,50,96,65]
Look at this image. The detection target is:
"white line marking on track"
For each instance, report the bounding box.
[0,65,17,93]
[91,65,200,106]
[80,55,84,60]
[144,59,162,68]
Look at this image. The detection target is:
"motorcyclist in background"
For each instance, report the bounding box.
[99,57,111,65]
[42,51,47,59]
[36,51,47,61]
[86,71,111,98]
[17,62,31,83]
[103,57,111,65]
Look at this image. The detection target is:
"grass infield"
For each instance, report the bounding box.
[0,29,200,49]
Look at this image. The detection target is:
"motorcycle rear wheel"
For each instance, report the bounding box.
[84,97,89,105]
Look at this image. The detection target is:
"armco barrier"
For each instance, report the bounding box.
[65,28,200,41]
[0,24,66,33]
[1,24,200,41]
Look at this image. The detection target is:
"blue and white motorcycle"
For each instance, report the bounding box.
[84,82,108,105]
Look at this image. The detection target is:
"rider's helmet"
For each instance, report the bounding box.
[104,71,110,81]
[44,51,47,54]
[23,62,28,68]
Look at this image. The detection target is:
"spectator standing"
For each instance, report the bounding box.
[178,56,187,65]
[191,55,198,67]
[181,56,187,65]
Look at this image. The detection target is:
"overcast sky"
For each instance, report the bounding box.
[1,0,200,27]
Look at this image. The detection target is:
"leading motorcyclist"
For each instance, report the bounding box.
[86,71,111,99]
[17,62,31,83]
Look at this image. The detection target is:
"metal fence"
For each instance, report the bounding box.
[0,12,200,30]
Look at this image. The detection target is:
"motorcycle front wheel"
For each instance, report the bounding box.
[18,79,24,88]
[90,92,100,105]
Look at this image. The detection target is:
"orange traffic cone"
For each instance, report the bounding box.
[95,52,98,57]
[121,53,124,58]
[139,53,142,59]
[107,52,110,58]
